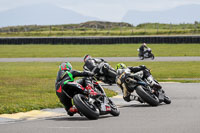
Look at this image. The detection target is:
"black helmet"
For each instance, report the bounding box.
[83,54,91,62]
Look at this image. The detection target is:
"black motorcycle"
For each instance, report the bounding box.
[73,77,120,120]
[138,48,155,60]
[84,62,117,85]
[121,73,171,106]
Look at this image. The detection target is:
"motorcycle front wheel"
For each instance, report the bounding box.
[136,85,159,106]
[164,95,171,104]
[73,94,100,120]
[108,98,120,116]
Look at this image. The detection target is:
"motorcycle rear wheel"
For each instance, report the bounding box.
[73,94,100,120]
[151,54,155,60]
[139,56,144,60]
[138,53,144,60]
[136,86,159,106]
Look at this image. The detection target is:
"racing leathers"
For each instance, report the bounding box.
[139,44,148,56]
[55,69,94,114]
[83,58,105,74]
[116,65,161,102]
[83,58,117,84]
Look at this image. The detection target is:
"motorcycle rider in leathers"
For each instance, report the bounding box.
[115,63,161,102]
[83,54,117,84]
[139,43,148,56]
[55,62,98,116]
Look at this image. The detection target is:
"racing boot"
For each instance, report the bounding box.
[147,75,162,89]
[67,106,78,116]
[130,95,144,103]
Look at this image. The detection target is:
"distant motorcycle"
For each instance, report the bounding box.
[138,48,155,60]
[73,77,120,120]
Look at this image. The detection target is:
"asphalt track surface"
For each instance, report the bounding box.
[0,56,200,62]
[0,83,200,133]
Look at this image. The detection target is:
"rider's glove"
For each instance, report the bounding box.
[87,72,94,77]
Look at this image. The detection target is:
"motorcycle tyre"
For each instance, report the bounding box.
[164,95,171,104]
[139,56,144,60]
[151,54,155,60]
[73,94,99,120]
[136,86,159,106]
[108,98,120,116]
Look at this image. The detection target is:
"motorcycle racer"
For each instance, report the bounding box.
[83,54,117,84]
[55,62,98,116]
[139,43,148,56]
[138,43,155,60]
[115,63,161,102]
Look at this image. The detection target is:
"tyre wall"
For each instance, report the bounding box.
[0,36,200,44]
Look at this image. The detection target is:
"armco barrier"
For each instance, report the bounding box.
[0,36,200,44]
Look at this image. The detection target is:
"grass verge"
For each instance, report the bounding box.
[109,61,200,79]
[0,62,117,114]
[0,61,200,114]
[0,44,200,58]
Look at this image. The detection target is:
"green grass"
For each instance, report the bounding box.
[109,62,200,79]
[0,28,200,37]
[0,62,117,114]
[0,61,200,114]
[1,21,200,37]
[0,44,200,58]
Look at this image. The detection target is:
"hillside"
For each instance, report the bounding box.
[0,21,200,37]
[0,21,133,32]
[123,4,200,25]
[0,3,98,27]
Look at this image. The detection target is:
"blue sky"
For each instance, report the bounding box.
[0,0,200,21]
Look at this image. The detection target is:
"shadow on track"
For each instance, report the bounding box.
[47,115,113,121]
[118,102,167,108]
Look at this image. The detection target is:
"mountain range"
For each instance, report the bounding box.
[0,3,98,27]
[0,4,200,27]
[122,4,200,25]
